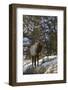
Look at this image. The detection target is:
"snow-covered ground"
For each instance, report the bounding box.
[23,56,57,74]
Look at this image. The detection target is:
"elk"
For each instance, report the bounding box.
[30,41,42,68]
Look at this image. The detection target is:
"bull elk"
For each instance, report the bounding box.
[30,41,42,68]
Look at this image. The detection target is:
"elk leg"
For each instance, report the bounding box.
[34,56,36,68]
[32,56,34,67]
[37,55,39,66]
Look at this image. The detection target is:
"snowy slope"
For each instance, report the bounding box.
[23,56,57,74]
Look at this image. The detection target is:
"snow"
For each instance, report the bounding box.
[23,56,57,74]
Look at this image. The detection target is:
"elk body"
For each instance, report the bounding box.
[30,41,42,68]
